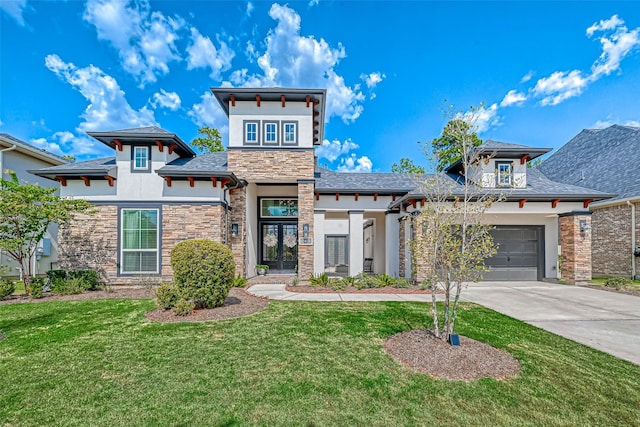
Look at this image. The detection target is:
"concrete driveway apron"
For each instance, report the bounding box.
[462,281,640,365]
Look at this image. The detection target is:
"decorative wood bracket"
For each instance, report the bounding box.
[281,95,286,107]
[583,199,593,209]
[420,199,425,207]
[230,94,235,107]
[520,154,530,165]
[256,94,261,107]
[168,143,178,154]
[211,177,217,187]
[551,199,560,208]
[316,192,320,201]
[392,194,396,202]
[355,193,359,201]
[306,95,310,107]
[164,176,172,187]
[373,193,378,202]
[80,176,91,187]
[188,177,195,187]
[519,198,527,208]
[105,176,115,187]
[114,139,123,151]
[335,192,339,201]
[155,140,163,152]
[55,176,67,187]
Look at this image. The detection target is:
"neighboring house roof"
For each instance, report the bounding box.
[87,126,196,157]
[210,87,327,146]
[155,152,240,185]
[0,133,68,165]
[538,124,640,204]
[30,157,116,179]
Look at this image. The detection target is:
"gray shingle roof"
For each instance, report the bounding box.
[538,124,640,203]
[315,168,416,193]
[96,126,171,135]
[87,126,195,157]
[0,133,68,164]
[156,152,229,174]
[29,157,116,178]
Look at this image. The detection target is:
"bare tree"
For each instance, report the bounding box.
[410,108,502,341]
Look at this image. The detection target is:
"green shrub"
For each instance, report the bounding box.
[172,298,195,316]
[51,277,85,295]
[171,239,235,309]
[155,282,180,309]
[604,277,631,290]
[376,274,396,287]
[47,269,68,291]
[342,276,355,287]
[28,277,45,299]
[355,273,381,289]
[233,275,248,288]
[0,279,15,300]
[68,270,99,291]
[309,273,329,286]
[327,277,347,291]
[393,277,411,288]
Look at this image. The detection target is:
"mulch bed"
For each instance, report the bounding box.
[286,285,438,294]
[145,288,269,323]
[1,287,269,323]
[384,329,520,381]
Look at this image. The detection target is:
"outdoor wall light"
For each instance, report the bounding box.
[303,224,310,238]
[231,223,239,237]
[634,246,640,257]
[579,220,591,234]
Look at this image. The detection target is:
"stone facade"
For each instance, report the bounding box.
[228,150,315,181]
[59,204,227,285]
[559,212,592,285]
[297,180,315,278]
[229,188,247,277]
[591,202,639,277]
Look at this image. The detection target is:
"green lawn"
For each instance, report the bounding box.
[1,299,638,426]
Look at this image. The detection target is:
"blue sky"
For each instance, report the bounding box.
[1,1,639,172]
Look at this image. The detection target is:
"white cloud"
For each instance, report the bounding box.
[45,54,157,132]
[0,0,28,26]
[315,138,358,162]
[226,3,368,123]
[188,91,229,144]
[586,15,624,37]
[186,27,235,79]
[151,89,181,110]
[53,131,74,144]
[530,15,640,106]
[460,103,500,133]
[31,131,111,160]
[30,137,63,156]
[309,0,320,6]
[361,72,385,89]
[520,70,534,83]
[594,118,640,128]
[83,0,183,86]
[500,90,527,107]
[246,1,254,16]
[337,154,373,173]
[532,70,589,106]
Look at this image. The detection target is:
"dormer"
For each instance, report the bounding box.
[446,140,551,189]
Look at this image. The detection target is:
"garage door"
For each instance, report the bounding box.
[484,226,543,281]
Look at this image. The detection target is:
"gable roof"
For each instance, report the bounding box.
[538,124,640,203]
[0,133,68,165]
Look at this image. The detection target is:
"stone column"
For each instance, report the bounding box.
[297,179,315,278]
[349,210,364,276]
[385,211,400,277]
[559,211,592,285]
[229,187,247,278]
[313,210,325,275]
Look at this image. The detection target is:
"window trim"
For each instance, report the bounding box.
[281,120,298,146]
[118,207,161,275]
[496,161,513,187]
[263,120,280,146]
[243,120,260,146]
[131,145,151,173]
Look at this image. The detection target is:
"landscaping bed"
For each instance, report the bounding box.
[287,283,435,294]
[0,286,156,305]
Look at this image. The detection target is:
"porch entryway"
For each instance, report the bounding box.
[260,222,298,272]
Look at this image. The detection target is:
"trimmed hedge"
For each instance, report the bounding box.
[171,239,235,308]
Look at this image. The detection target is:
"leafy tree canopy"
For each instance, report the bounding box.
[190,126,224,154]
[391,157,425,174]
[431,119,482,171]
[0,173,92,288]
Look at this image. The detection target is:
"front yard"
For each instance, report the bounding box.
[1,298,639,426]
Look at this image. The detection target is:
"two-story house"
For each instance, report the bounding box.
[31,87,611,285]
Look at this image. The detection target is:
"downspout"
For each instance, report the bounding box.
[628,201,637,280]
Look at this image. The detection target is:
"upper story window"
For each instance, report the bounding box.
[496,161,513,187]
[132,146,150,172]
[244,121,259,145]
[282,121,297,145]
[263,121,279,145]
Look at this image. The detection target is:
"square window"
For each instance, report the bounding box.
[283,122,297,145]
[133,146,149,171]
[263,121,279,145]
[245,122,258,144]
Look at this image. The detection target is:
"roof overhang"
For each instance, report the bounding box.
[1,135,68,166]
[87,130,195,157]
[155,169,240,187]
[210,87,327,145]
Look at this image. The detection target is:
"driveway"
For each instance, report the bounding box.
[462,281,640,366]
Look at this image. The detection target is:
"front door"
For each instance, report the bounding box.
[261,223,298,272]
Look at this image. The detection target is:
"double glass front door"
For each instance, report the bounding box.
[261,223,298,271]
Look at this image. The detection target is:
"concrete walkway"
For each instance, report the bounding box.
[247,281,640,366]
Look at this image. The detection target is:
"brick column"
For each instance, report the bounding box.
[559,212,592,285]
[297,180,315,278]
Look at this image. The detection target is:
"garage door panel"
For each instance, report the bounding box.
[484,226,543,281]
